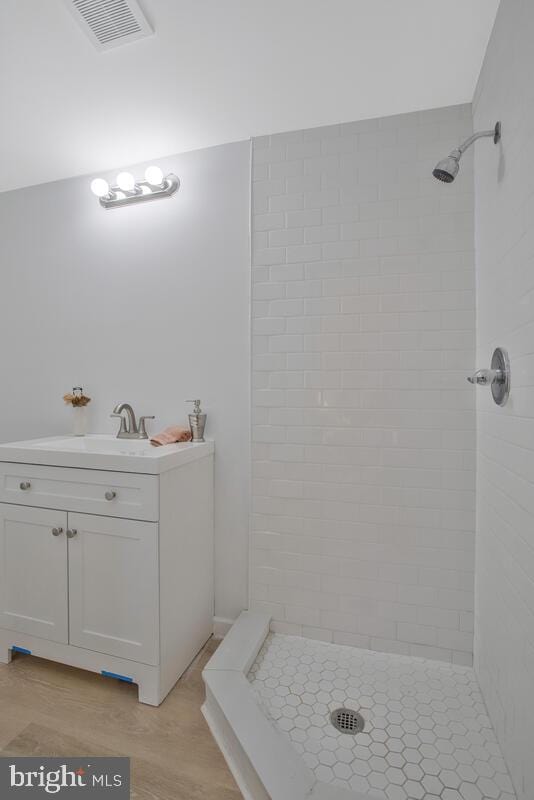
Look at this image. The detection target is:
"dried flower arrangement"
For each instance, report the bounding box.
[63,387,91,407]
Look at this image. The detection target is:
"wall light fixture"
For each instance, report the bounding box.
[90,166,179,209]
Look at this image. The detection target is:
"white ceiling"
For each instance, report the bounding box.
[0,0,500,192]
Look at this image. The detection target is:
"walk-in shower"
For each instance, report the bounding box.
[432,121,501,182]
[203,613,519,800]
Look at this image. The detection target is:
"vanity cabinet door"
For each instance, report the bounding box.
[67,513,159,666]
[0,504,69,642]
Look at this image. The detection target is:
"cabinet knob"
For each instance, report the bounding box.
[105,490,117,501]
[19,481,31,491]
[52,527,64,537]
[66,528,77,539]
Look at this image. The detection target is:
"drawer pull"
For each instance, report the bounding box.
[105,490,117,501]
[52,527,64,537]
[19,481,31,491]
[66,528,77,539]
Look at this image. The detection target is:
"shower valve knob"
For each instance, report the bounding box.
[467,369,497,385]
[467,347,510,406]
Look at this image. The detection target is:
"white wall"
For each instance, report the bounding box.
[473,2,534,798]
[1,0,500,193]
[0,141,251,625]
[250,105,477,662]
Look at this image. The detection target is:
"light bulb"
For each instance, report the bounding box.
[116,171,135,191]
[144,165,164,186]
[90,178,110,197]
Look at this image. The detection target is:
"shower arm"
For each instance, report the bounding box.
[453,122,501,157]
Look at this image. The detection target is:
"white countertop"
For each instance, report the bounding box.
[0,435,214,475]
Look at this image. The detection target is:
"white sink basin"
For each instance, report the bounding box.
[29,435,156,455]
[0,434,213,474]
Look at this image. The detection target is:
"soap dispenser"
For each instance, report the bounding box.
[187,399,206,442]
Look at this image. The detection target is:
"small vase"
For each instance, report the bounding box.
[72,406,88,436]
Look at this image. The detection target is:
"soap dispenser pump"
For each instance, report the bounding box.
[187,399,206,442]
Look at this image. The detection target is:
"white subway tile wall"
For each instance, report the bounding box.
[473,2,534,798]
[251,104,476,663]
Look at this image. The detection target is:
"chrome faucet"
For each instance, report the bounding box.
[111,403,155,439]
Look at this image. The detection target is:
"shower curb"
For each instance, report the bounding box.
[202,611,367,800]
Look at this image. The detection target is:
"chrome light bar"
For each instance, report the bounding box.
[90,168,179,209]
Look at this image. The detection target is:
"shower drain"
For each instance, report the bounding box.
[330,708,365,734]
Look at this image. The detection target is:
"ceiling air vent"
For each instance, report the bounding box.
[63,0,153,51]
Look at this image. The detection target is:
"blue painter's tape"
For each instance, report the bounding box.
[101,670,133,683]
[11,646,31,655]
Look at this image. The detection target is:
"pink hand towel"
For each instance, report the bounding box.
[150,426,192,447]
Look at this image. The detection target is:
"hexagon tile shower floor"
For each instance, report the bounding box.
[248,634,516,800]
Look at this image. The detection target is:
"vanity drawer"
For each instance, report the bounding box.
[0,463,159,522]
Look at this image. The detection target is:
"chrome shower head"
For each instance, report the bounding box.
[432,122,501,184]
[432,153,460,183]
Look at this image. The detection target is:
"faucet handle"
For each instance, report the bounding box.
[467,369,494,385]
[466,347,511,407]
[110,413,128,436]
[138,415,155,438]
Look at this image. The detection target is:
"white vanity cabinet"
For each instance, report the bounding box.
[0,504,69,643]
[67,513,160,665]
[0,437,214,706]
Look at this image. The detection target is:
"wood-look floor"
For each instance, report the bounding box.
[0,639,242,799]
